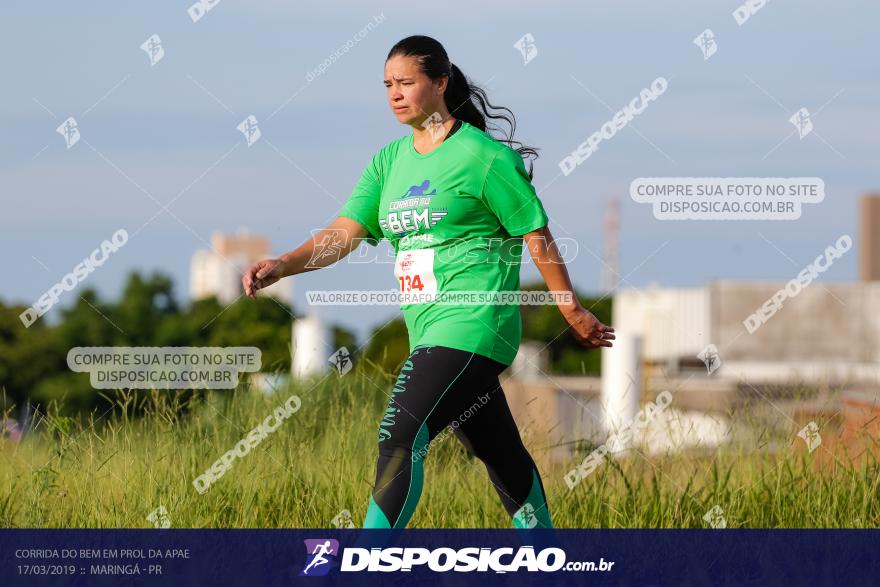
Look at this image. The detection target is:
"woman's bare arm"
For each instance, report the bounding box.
[522,225,615,349]
[278,216,369,277]
[242,216,370,299]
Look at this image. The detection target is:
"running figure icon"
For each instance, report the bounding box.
[302,540,335,575]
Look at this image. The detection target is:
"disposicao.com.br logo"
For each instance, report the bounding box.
[298,539,614,575]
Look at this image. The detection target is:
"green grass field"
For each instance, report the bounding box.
[2,366,879,528]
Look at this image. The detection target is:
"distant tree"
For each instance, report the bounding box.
[362,317,409,376]
[111,272,178,345]
[332,325,358,356]
[0,270,299,415]
[154,297,223,346]
[0,301,64,411]
[56,287,118,348]
[207,296,292,373]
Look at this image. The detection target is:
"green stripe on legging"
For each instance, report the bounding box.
[512,468,553,529]
[393,422,429,528]
[363,494,392,528]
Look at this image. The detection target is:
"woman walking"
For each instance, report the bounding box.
[243,35,614,529]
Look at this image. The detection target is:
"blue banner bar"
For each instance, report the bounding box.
[1,529,876,586]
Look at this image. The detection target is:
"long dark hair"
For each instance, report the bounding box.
[387,35,539,179]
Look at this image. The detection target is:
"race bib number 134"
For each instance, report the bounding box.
[394,248,438,304]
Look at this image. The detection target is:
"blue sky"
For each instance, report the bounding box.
[2,1,878,342]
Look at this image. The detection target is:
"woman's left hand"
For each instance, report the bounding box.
[563,305,615,349]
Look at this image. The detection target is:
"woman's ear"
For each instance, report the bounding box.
[436,74,449,96]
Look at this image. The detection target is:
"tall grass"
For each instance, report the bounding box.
[2,367,879,528]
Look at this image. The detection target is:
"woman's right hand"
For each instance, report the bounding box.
[242,258,286,299]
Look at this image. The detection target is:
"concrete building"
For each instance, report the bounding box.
[501,193,880,466]
[613,280,880,385]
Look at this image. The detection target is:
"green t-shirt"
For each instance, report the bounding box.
[338,121,549,366]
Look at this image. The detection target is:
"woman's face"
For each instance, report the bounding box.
[384,54,448,126]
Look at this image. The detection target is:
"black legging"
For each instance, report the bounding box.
[363,344,553,529]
